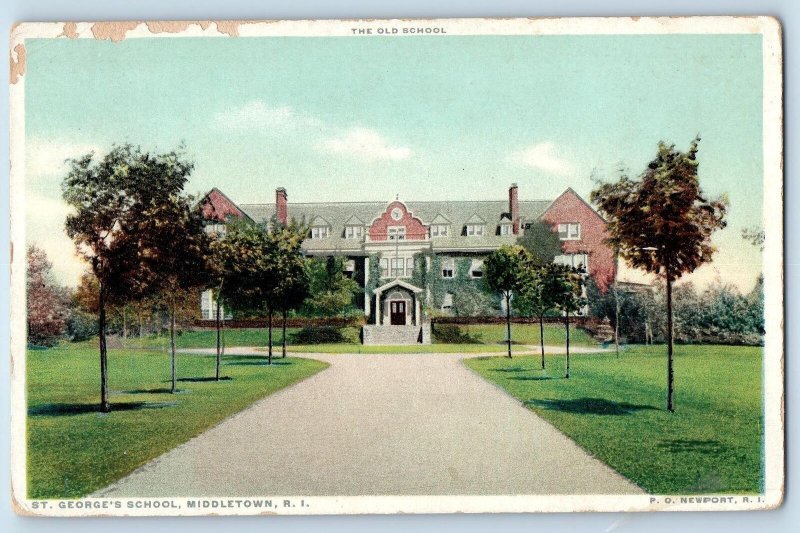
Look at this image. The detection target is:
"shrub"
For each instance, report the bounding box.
[432,324,483,344]
[291,326,359,345]
[66,310,97,342]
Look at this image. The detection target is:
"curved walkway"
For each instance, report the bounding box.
[97,351,643,497]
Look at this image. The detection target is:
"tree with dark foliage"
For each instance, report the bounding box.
[63,144,194,412]
[591,137,727,411]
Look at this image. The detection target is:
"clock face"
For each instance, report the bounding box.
[391,207,403,221]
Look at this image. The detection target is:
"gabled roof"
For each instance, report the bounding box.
[344,214,365,226]
[374,279,424,294]
[499,213,513,222]
[465,213,486,224]
[429,213,451,225]
[539,187,606,223]
[309,215,330,227]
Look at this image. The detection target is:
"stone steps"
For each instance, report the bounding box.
[362,323,432,345]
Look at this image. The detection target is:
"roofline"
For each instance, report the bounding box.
[238,199,553,208]
[538,187,606,224]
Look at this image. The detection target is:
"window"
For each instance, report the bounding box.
[558,223,581,240]
[345,225,363,239]
[380,258,389,278]
[204,223,226,236]
[470,259,484,278]
[388,226,406,241]
[499,223,513,236]
[311,226,330,239]
[441,292,454,312]
[466,224,485,236]
[441,257,455,278]
[406,257,414,276]
[390,258,404,277]
[344,259,356,272]
[430,224,449,237]
[554,253,589,270]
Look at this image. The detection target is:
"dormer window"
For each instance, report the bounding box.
[311,226,330,239]
[430,224,449,237]
[558,223,581,240]
[466,224,485,236]
[499,223,513,236]
[465,213,486,237]
[345,225,364,239]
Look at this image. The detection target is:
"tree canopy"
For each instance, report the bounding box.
[517,220,562,266]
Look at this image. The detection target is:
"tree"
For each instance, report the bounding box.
[270,220,309,358]
[517,220,562,265]
[63,144,194,412]
[215,219,281,364]
[591,137,728,411]
[303,257,359,317]
[27,245,69,347]
[549,264,586,379]
[514,262,560,369]
[485,245,529,358]
[149,194,212,393]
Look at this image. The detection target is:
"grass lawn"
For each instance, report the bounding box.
[115,323,597,353]
[26,345,328,499]
[464,344,763,494]
[444,323,595,347]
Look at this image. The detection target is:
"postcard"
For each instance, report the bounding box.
[9,16,783,516]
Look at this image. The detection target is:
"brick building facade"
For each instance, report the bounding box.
[199,184,615,344]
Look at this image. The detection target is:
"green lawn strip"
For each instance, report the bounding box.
[464,345,763,494]
[27,346,328,499]
[281,344,506,354]
[110,324,597,351]
[452,323,596,347]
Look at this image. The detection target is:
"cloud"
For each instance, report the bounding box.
[318,127,412,162]
[26,138,104,182]
[25,193,86,286]
[212,101,321,131]
[513,142,575,176]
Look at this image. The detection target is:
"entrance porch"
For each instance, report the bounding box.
[362,279,431,345]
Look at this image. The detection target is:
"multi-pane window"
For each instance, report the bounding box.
[430,224,449,237]
[470,259,484,278]
[441,257,455,278]
[499,223,513,236]
[554,253,589,270]
[388,226,406,241]
[345,225,363,239]
[311,226,330,239]
[557,223,581,240]
[204,223,226,236]
[466,224,485,236]
[381,257,414,278]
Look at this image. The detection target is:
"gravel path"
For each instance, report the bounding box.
[97,352,643,497]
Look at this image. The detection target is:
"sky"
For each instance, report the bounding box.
[23,33,764,291]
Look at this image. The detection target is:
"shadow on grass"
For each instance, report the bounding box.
[657,439,726,454]
[524,397,659,416]
[490,366,535,373]
[120,388,173,395]
[510,376,561,381]
[29,401,178,417]
[224,357,293,367]
[177,376,232,382]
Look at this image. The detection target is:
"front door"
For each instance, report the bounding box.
[390,300,406,325]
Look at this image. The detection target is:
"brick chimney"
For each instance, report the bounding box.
[509,183,520,235]
[276,187,288,226]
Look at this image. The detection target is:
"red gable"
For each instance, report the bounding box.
[200,188,247,222]
[541,188,615,292]
[368,201,427,241]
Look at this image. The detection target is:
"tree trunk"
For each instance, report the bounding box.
[122,307,128,348]
[98,285,110,413]
[267,307,273,365]
[666,273,675,412]
[565,311,571,379]
[281,309,287,358]
[505,292,512,359]
[215,295,221,381]
[614,287,620,358]
[539,314,545,369]
[170,304,177,394]
[138,312,144,338]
